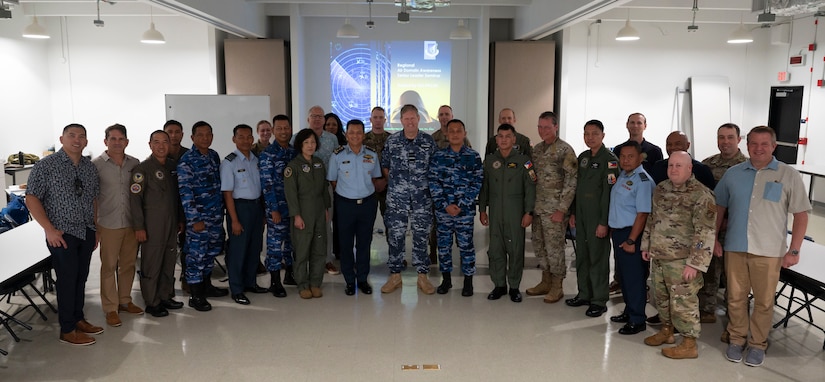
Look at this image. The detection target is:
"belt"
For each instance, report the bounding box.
[234,198,261,204]
[335,193,374,205]
[610,226,632,230]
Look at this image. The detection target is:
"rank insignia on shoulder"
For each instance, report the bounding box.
[492,160,502,169]
[155,170,164,180]
[639,173,650,182]
[507,162,517,168]
[333,146,345,155]
[130,183,142,194]
[225,152,237,161]
[133,173,144,183]
[524,160,533,169]
[284,167,293,177]
[528,169,537,183]
[608,161,618,169]
[607,174,616,185]
[302,164,311,173]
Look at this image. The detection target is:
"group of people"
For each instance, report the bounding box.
[25,105,811,369]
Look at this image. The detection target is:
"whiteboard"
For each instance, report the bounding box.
[165,95,271,158]
[689,77,731,162]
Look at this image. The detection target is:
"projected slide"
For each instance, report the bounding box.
[330,40,451,132]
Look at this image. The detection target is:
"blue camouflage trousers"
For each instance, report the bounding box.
[184,223,226,284]
[385,200,432,273]
[435,212,476,276]
[265,214,293,271]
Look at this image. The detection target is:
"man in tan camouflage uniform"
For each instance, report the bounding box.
[526,111,578,303]
[700,123,747,328]
[641,151,716,359]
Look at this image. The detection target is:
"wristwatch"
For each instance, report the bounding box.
[625,238,636,245]
[790,249,800,256]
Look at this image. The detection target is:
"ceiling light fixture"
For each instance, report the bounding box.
[337,18,359,38]
[22,16,50,39]
[728,12,753,44]
[141,6,165,44]
[450,19,472,40]
[615,19,640,41]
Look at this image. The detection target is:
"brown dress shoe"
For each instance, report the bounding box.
[118,302,144,315]
[105,311,122,327]
[76,320,104,335]
[299,289,313,299]
[59,330,96,346]
[310,287,323,298]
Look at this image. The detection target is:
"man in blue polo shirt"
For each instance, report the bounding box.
[715,125,810,367]
[327,120,382,295]
[608,140,655,335]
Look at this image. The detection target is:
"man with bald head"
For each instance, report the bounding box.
[641,151,716,359]
[650,131,715,189]
[485,108,531,157]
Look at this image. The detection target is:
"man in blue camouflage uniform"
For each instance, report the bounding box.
[260,114,297,297]
[380,104,437,295]
[428,119,483,297]
[178,121,225,312]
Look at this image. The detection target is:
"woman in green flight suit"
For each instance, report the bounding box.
[284,129,331,299]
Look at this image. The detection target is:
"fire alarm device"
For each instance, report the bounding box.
[778,72,790,82]
[789,55,805,66]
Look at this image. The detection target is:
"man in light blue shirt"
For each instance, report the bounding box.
[221,124,266,305]
[608,140,655,335]
[327,120,382,295]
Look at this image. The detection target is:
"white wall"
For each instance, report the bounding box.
[559,20,772,157]
[0,9,217,162]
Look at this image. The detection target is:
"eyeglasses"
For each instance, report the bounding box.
[74,177,83,197]
[309,114,324,119]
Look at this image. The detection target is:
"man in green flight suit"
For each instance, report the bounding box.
[566,120,619,317]
[479,124,536,303]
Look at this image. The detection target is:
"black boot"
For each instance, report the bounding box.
[269,271,287,298]
[188,282,212,312]
[204,272,228,297]
[461,275,473,297]
[436,272,452,294]
[283,265,296,286]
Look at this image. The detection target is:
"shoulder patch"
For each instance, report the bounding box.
[607,161,618,169]
[284,167,293,178]
[524,160,533,170]
[132,173,144,183]
[639,173,650,182]
[333,146,345,155]
[130,183,142,194]
[225,152,238,161]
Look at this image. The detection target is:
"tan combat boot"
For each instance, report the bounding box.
[644,324,676,346]
[526,269,551,296]
[417,273,435,295]
[543,274,564,303]
[662,336,699,359]
[381,273,402,293]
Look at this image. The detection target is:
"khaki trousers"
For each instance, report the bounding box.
[99,226,139,313]
[724,251,782,350]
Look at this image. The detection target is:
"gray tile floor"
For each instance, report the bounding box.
[2,209,825,381]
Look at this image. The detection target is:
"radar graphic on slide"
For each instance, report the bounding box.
[330,42,391,129]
